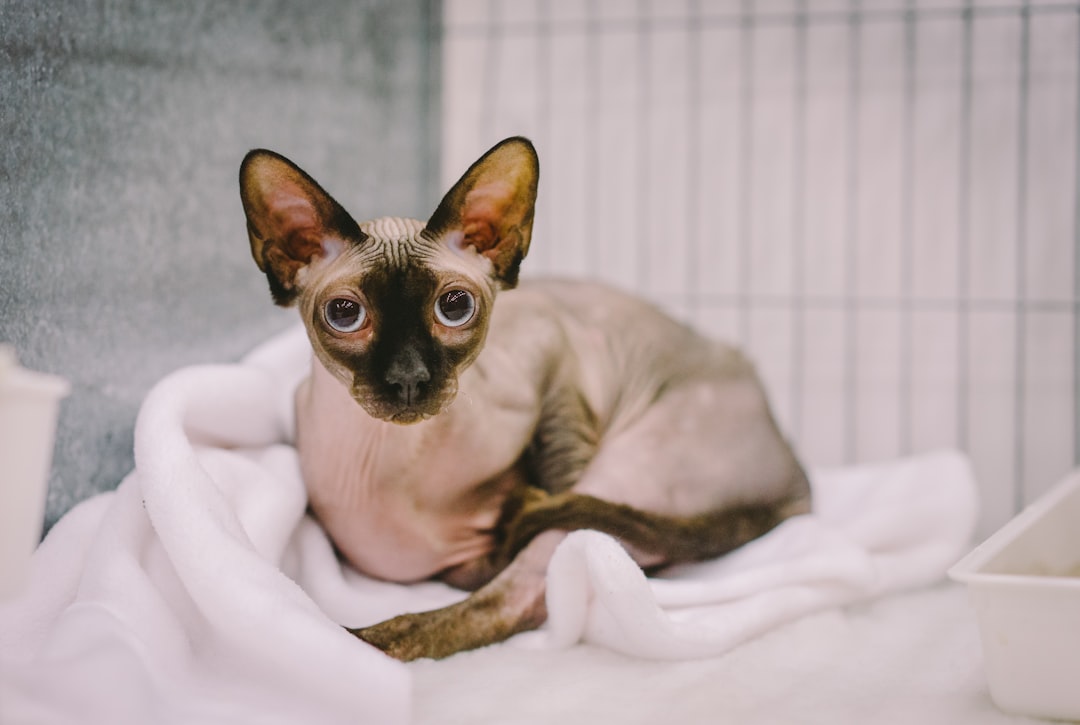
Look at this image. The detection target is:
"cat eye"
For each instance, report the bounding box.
[434,289,476,328]
[324,298,367,333]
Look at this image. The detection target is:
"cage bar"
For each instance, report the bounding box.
[442,0,1080,536]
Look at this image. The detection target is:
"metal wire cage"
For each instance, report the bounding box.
[441,0,1080,538]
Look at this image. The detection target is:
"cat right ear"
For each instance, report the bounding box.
[424,137,539,289]
[239,150,365,306]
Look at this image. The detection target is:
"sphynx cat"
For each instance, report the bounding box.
[239,137,811,660]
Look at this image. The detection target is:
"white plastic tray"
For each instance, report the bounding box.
[949,469,1080,721]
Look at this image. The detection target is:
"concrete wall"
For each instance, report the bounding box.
[0,0,440,530]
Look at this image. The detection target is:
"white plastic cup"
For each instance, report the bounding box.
[0,345,70,599]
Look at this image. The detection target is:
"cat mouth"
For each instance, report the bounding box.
[351,386,457,424]
[386,410,434,425]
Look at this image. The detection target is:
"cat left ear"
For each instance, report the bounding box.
[425,137,539,288]
[239,150,364,306]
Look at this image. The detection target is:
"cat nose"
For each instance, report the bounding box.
[384,350,430,404]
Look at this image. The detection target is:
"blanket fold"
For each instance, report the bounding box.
[0,325,978,724]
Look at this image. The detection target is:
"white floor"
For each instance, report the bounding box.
[412,584,1043,725]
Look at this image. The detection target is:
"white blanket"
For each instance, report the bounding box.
[0,326,982,725]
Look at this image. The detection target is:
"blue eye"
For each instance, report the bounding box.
[324,298,366,332]
[434,289,475,327]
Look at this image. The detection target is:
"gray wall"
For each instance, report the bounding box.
[0,0,440,531]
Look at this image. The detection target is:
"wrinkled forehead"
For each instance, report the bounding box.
[357,217,431,265]
[304,216,495,301]
[358,216,492,281]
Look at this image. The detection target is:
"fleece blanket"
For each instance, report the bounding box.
[0,325,982,725]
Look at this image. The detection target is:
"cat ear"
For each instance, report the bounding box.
[239,150,364,306]
[425,137,539,288]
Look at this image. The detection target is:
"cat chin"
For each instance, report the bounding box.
[355,394,455,425]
